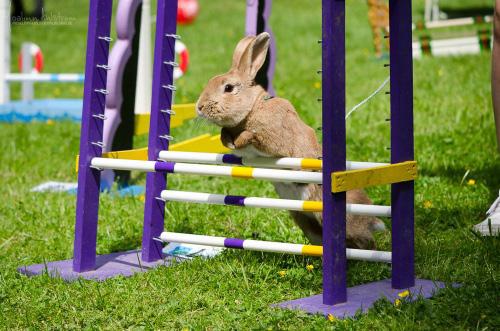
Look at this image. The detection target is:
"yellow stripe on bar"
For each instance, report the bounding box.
[231,167,254,179]
[302,201,323,212]
[134,103,197,136]
[300,158,322,170]
[301,245,323,257]
[331,161,417,193]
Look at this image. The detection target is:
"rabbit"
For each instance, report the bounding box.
[196,32,385,249]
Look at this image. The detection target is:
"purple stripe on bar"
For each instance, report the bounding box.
[154,161,175,173]
[222,154,243,165]
[224,195,246,206]
[224,238,245,249]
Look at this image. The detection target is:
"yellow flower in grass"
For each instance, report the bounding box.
[423,200,433,209]
[394,299,401,307]
[327,314,336,322]
[313,82,321,89]
[306,264,314,272]
[138,195,145,202]
[46,119,55,125]
[278,270,286,277]
[398,290,410,298]
[467,179,476,186]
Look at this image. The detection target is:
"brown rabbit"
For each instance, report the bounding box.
[196,32,385,249]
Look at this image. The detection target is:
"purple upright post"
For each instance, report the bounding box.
[73,0,113,272]
[322,0,347,305]
[141,0,178,262]
[245,0,276,95]
[389,0,415,289]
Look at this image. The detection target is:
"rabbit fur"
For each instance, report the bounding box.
[196,32,385,249]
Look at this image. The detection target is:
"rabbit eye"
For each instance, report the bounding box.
[224,84,234,93]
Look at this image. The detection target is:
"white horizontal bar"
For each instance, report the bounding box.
[249,167,321,183]
[346,203,391,217]
[346,248,392,263]
[5,73,84,82]
[425,16,492,29]
[159,232,392,263]
[244,196,305,211]
[346,161,389,170]
[161,232,226,247]
[161,190,391,217]
[242,240,304,255]
[173,162,233,177]
[90,158,322,184]
[170,163,322,183]
[158,151,387,170]
[91,158,157,172]
[431,36,479,48]
[162,190,228,205]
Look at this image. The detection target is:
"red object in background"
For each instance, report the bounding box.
[18,43,44,73]
[177,0,199,25]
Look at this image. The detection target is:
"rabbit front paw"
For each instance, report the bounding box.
[233,130,255,149]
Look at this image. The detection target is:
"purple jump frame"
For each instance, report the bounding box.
[389,0,415,289]
[321,0,347,305]
[276,0,445,317]
[73,0,113,273]
[19,0,446,320]
[141,0,178,263]
[246,0,276,95]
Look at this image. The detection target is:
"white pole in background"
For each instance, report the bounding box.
[134,0,152,114]
[21,43,34,101]
[0,0,11,104]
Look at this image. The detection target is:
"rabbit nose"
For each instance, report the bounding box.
[196,102,204,116]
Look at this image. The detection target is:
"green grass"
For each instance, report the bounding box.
[1,0,499,329]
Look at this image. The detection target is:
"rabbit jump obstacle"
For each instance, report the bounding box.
[19,0,445,319]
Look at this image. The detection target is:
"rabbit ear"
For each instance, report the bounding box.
[232,36,256,69]
[235,32,270,80]
[248,32,270,78]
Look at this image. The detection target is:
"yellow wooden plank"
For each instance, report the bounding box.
[103,147,149,160]
[134,103,197,136]
[76,134,228,172]
[169,134,229,153]
[331,161,418,192]
[134,114,150,136]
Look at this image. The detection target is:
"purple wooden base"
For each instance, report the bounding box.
[18,250,174,281]
[275,279,446,318]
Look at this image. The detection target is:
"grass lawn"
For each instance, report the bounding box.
[1,0,499,329]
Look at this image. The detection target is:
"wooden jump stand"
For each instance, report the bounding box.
[19,0,446,318]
